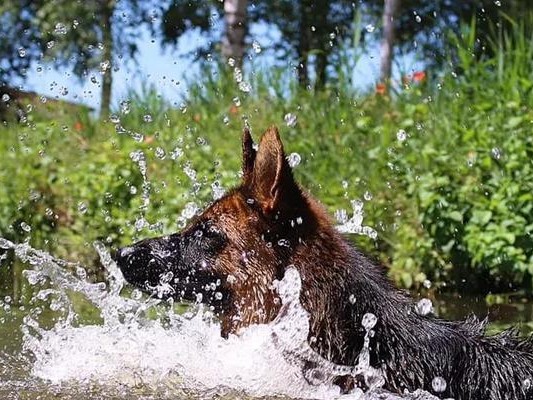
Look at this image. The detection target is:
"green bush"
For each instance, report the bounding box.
[1,17,532,294]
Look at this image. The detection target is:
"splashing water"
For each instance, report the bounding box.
[336,200,378,239]
[0,237,441,400]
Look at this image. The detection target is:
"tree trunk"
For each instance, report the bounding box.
[379,0,400,85]
[297,0,311,87]
[100,0,114,118]
[313,0,329,90]
[222,0,248,68]
[315,51,328,90]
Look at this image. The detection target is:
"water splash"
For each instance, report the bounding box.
[336,200,378,239]
[0,238,442,400]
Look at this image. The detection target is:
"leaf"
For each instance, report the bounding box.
[448,210,463,222]
[470,210,492,225]
[504,116,523,129]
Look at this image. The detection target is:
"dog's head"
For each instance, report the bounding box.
[114,126,332,335]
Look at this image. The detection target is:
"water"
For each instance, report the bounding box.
[0,238,446,400]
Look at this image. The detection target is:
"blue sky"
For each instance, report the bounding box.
[21,22,423,113]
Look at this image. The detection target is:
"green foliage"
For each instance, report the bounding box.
[1,16,533,295]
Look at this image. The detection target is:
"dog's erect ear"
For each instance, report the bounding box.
[248,126,299,214]
[242,127,256,185]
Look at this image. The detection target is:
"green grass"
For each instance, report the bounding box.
[1,17,533,296]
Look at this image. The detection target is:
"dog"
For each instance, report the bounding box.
[114,126,533,399]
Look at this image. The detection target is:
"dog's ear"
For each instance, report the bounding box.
[248,126,299,214]
[242,127,256,185]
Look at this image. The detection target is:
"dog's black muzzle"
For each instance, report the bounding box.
[113,234,183,294]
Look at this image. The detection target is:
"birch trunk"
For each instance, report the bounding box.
[379,0,400,84]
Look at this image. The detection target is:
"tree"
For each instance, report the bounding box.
[250,1,357,89]
[368,0,533,70]
[0,2,42,87]
[158,0,359,90]
[0,0,154,117]
[35,0,154,117]
[222,0,248,67]
[379,0,400,85]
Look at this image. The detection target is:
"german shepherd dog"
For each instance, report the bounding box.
[114,127,533,399]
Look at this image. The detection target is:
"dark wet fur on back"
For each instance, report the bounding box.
[114,127,533,399]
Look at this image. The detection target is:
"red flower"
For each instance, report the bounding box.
[376,83,387,95]
[73,121,83,132]
[229,105,239,115]
[413,71,426,83]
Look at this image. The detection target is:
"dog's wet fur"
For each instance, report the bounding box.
[114,126,533,399]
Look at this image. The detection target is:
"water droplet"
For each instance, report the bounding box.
[362,313,377,330]
[287,152,301,168]
[77,202,88,214]
[46,40,55,49]
[183,163,197,181]
[423,279,432,289]
[54,22,67,35]
[252,40,262,54]
[211,181,225,200]
[491,147,502,160]
[363,191,373,201]
[233,67,243,83]
[397,129,407,142]
[415,298,434,316]
[238,81,251,93]
[415,15,421,23]
[232,96,241,107]
[100,60,110,73]
[131,289,142,300]
[109,114,120,124]
[335,209,349,224]
[20,222,31,232]
[129,150,147,177]
[18,47,26,57]
[284,113,297,127]
[214,292,223,300]
[348,294,356,304]
[120,101,130,114]
[277,239,290,247]
[170,147,183,160]
[76,267,87,280]
[431,376,447,393]
[223,115,230,125]
[143,114,153,123]
[155,147,166,160]
[365,24,375,33]
[134,217,146,231]
[181,202,199,220]
[494,0,501,6]
[1,94,10,102]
